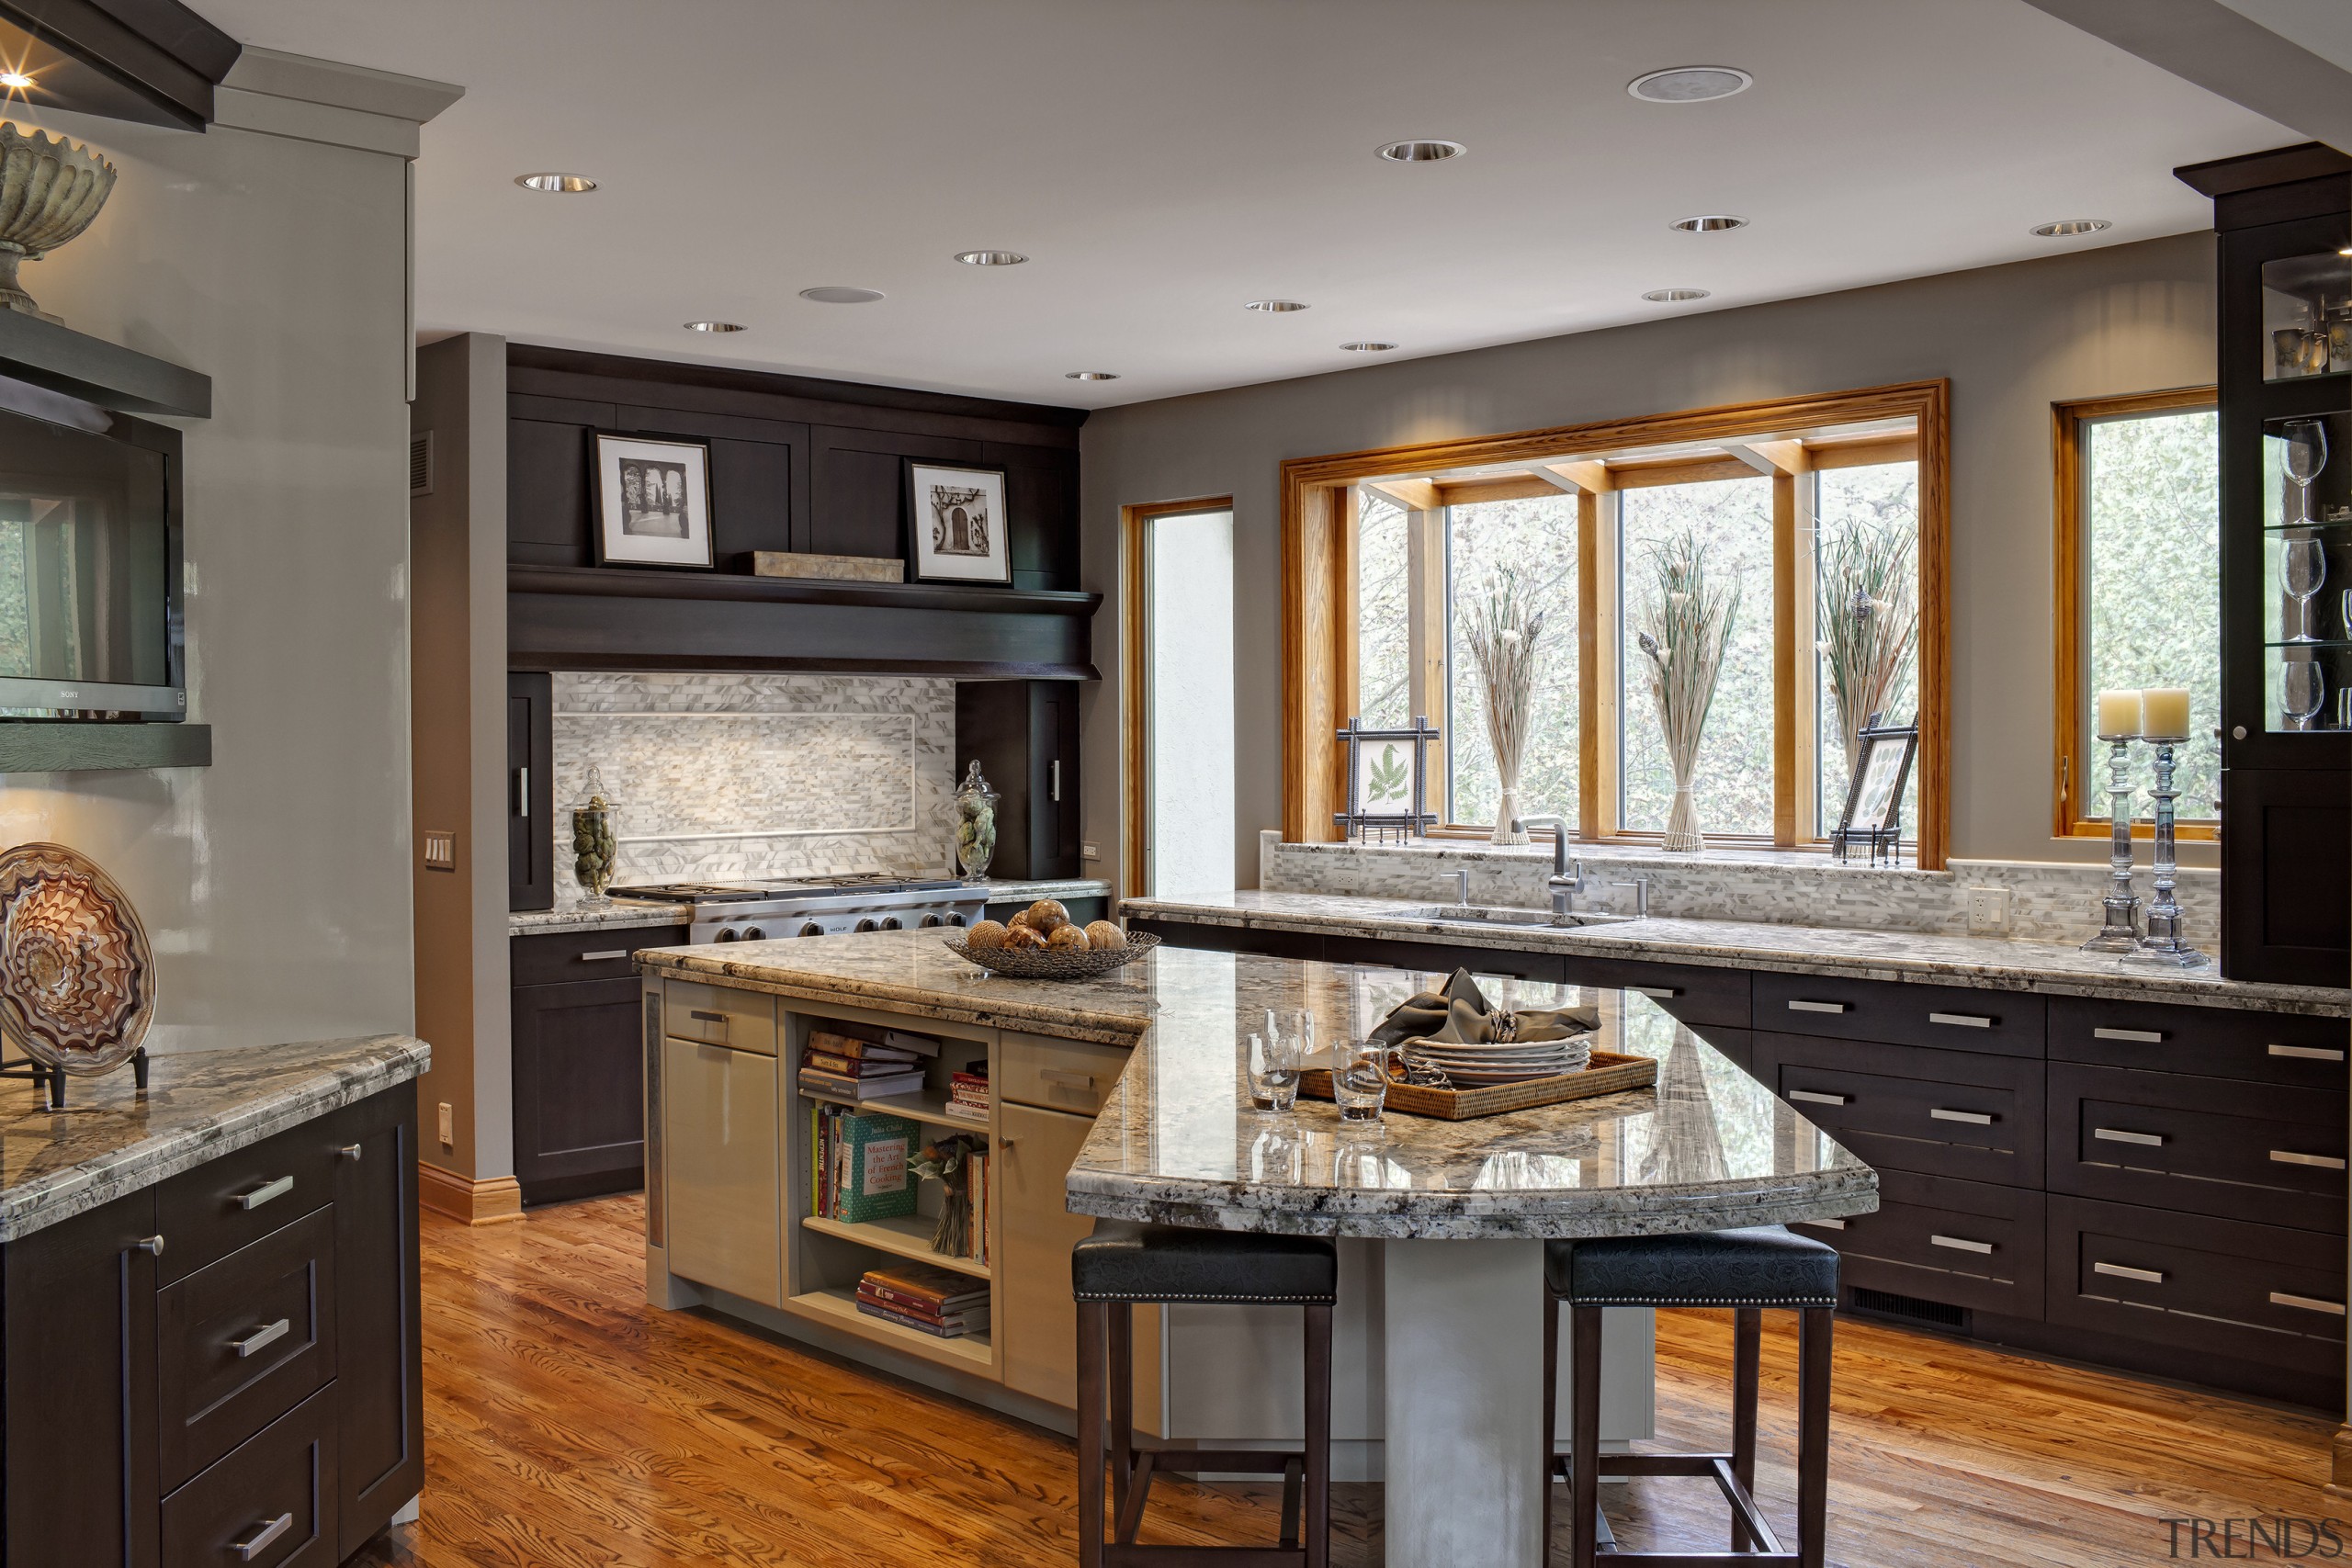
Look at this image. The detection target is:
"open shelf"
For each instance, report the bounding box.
[798,1083,991,1134]
[789,1285,993,1369]
[801,1213,989,1279]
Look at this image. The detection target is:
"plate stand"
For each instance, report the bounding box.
[0,1046,147,1109]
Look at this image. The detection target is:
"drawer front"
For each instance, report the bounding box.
[1560,955,1751,1029]
[2048,1194,2346,1379]
[1755,972,2045,1057]
[1324,934,1566,984]
[663,978,777,1055]
[2048,996,2348,1089]
[158,1207,337,1493]
[1754,1033,2043,1187]
[1790,1168,2043,1320]
[156,1116,342,1284]
[1000,1032,1129,1115]
[161,1383,339,1568]
[513,922,686,985]
[2049,1062,2346,1234]
[1687,1025,1754,1076]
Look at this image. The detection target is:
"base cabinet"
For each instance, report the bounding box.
[510,928,688,1205]
[661,1035,782,1308]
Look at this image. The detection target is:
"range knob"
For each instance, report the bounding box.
[946,911,968,927]
[855,918,881,933]
[741,927,764,942]
[879,916,902,931]
[715,928,740,942]
[797,922,825,938]
[919,913,944,929]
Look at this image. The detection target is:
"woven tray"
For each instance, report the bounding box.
[942,929,1159,979]
[1299,1049,1657,1121]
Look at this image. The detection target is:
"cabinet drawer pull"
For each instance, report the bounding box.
[2093,1260,2165,1284]
[236,1175,293,1211]
[1039,1068,1096,1089]
[1928,1012,1992,1029]
[1788,1089,1849,1107]
[2270,1292,2346,1316]
[2269,1149,2347,1170]
[1787,1000,1849,1015]
[2270,1043,2346,1062]
[2094,1128,2166,1147]
[2093,1027,2164,1043]
[338,1143,363,1161]
[233,1513,293,1561]
[1806,1218,1847,1230]
[232,1318,291,1359]
[689,1010,725,1023]
[580,949,629,962]
[1930,1234,1994,1255]
[134,1235,164,1257]
[1929,1108,1994,1125]
[1632,986,1680,999]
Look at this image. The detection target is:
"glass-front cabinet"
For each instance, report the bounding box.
[2260,412,2348,732]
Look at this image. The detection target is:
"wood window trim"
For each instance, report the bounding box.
[1282,379,1953,869]
[1122,496,1234,899]
[2051,387,2219,843]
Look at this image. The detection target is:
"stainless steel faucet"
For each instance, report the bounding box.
[1453,868,1471,908]
[1519,816,1584,917]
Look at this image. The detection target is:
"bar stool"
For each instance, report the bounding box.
[1072,1219,1336,1567]
[1540,1225,1838,1568]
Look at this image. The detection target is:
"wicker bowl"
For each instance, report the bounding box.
[944,930,1160,980]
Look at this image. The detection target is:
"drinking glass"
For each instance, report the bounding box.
[1331,1037,1391,1123]
[2282,660,2326,732]
[2281,420,2329,526]
[2282,536,2327,642]
[1248,1030,1300,1112]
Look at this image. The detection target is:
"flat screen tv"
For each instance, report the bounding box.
[0,384,183,721]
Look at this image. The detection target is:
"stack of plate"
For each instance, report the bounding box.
[1401,1031,1594,1087]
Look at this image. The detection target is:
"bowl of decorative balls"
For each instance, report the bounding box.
[944,900,1160,979]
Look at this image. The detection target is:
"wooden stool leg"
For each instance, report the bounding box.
[1541,1288,1561,1565]
[1570,1305,1603,1568]
[1305,1302,1333,1568]
[1077,1302,1106,1568]
[1730,1306,1761,1551]
[1797,1306,1835,1568]
[1109,1303,1135,1532]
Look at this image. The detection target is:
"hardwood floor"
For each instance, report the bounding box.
[354,1195,2336,1567]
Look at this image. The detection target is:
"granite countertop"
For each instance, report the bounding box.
[1124,890,2352,1019]
[0,1034,431,1242]
[638,931,1877,1240]
[509,876,1114,937]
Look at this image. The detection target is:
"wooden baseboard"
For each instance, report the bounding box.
[418,1162,525,1225]
[2330,1425,2352,1497]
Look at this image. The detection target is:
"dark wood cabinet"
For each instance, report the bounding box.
[330,1083,423,1560]
[2220,765,2350,986]
[956,681,1082,880]
[510,929,689,1205]
[507,671,553,911]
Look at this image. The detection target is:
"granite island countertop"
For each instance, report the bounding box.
[638,931,1877,1239]
[1124,890,2352,1019]
[510,876,1114,937]
[0,1033,431,1242]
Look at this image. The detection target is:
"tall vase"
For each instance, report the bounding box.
[1662,775,1703,853]
[1489,773,1530,846]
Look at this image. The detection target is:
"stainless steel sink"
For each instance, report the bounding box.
[1408,904,1636,928]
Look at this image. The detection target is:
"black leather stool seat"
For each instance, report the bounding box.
[1073,1219,1338,1304]
[1546,1225,1839,1308]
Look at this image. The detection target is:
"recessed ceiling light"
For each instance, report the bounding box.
[1376,139,1465,163]
[798,286,885,304]
[1244,299,1310,312]
[1066,371,1119,380]
[684,321,745,333]
[1628,66,1753,104]
[0,72,35,91]
[514,172,598,194]
[1670,214,1748,233]
[1340,342,1398,353]
[1642,288,1712,302]
[955,250,1028,266]
[2031,219,2112,238]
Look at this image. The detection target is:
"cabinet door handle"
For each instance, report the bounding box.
[2271,1292,2346,1316]
[1788,1089,1849,1106]
[338,1144,363,1161]
[2095,1127,2166,1147]
[233,1513,293,1561]
[515,766,529,819]
[1040,1068,1096,1089]
[1632,986,1680,999]
[1930,1234,1994,1255]
[1806,1217,1847,1230]
[2094,1260,2165,1284]
[1787,999,1849,1015]
[236,1175,294,1211]
[134,1235,164,1257]
[1928,1012,1992,1029]
[1929,1108,1994,1125]
[2270,1043,2346,1062]
[2093,1027,2164,1043]
[2270,1149,2347,1170]
[1050,759,1062,803]
[232,1318,291,1359]
[581,949,629,962]
[689,1010,725,1022]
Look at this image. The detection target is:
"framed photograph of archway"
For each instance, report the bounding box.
[907,461,1012,584]
[594,432,714,569]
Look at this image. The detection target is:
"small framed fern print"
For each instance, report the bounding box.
[1334,716,1441,841]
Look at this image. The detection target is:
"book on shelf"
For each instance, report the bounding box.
[807,1028,925,1064]
[884,1027,944,1056]
[808,1108,921,1223]
[854,1295,987,1338]
[798,1066,926,1101]
[944,1058,990,1122]
[806,1051,919,1078]
[858,1263,988,1318]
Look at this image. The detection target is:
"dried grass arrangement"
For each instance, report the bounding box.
[1817,524,1918,774]
[1462,569,1549,845]
[1635,533,1739,853]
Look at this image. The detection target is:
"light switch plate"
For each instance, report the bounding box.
[1966,886,2010,935]
[422,830,455,872]
[1082,841,1101,861]
[436,1101,455,1146]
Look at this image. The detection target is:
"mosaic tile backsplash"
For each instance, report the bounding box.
[548,673,956,907]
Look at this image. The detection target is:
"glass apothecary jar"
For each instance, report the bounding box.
[954,761,999,879]
[571,767,622,904]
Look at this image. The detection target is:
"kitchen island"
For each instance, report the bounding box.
[635,930,1875,1560]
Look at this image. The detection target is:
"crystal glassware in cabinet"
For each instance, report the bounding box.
[2262,412,2351,732]
[2261,252,2352,381]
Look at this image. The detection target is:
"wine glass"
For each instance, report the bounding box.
[2282,536,2327,641]
[2281,420,2329,526]
[2281,659,2326,732]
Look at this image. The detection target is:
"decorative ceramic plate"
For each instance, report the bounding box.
[0,842,153,1075]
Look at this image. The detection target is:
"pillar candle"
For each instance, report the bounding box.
[2140,687,2191,739]
[2095,690,2143,738]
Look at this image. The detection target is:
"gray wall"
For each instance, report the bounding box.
[1080,233,2220,890]
[0,99,424,1050]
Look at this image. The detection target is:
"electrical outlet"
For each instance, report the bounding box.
[436,1101,455,1146]
[1966,886,2010,936]
[1081,841,1101,861]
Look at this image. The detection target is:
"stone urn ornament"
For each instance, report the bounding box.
[0,124,116,323]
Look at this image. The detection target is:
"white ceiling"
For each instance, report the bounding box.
[200,0,2293,410]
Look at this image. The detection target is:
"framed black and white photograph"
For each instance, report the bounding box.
[594,433,714,569]
[1831,722,1917,864]
[906,461,1012,584]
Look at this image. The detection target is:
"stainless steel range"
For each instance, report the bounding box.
[607,874,990,944]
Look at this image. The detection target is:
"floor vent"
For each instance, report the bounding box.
[1849,1287,1966,1329]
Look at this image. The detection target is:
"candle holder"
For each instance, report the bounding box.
[2080,732,2143,953]
[2125,734,2208,969]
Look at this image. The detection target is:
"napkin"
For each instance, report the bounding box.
[1369,968,1600,1048]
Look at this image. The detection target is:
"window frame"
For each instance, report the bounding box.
[2049,388,2218,843]
[1285,380,1952,868]
[1122,495,1237,898]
